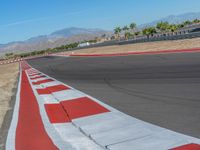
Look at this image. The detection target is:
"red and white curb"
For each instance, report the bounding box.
[0,54,49,66]
[6,61,200,150]
[0,59,23,65]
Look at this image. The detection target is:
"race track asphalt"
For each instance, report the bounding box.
[28,52,200,138]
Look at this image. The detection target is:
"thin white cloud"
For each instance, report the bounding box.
[0,18,44,27]
[0,10,85,28]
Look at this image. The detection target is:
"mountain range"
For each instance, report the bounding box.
[140,12,200,28]
[0,27,110,56]
[1,12,200,56]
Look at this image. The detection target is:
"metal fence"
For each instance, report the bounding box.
[118,31,200,45]
[72,31,200,51]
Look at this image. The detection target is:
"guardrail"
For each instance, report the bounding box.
[118,31,200,45]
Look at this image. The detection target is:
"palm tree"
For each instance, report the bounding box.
[114,27,122,39]
[193,19,200,24]
[134,31,140,36]
[130,23,136,32]
[142,28,149,38]
[122,25,129,32]
[101,34,106,38]
[122,26,130,39]
[142,27,156,39]
[124,32,132,39]
[130,23,137,38]
[169,24,178,34]
[177,23,184,29]
[156,21,170,32]
[183,20,192,26]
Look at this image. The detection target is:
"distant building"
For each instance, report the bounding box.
[78,42,90,47]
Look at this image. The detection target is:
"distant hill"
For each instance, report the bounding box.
[50,27,107,38]
[0,27,111,56]
[140,12,200,28]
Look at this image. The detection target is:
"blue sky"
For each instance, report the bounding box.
[0,0,200,44]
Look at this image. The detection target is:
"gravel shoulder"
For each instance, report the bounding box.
[69,38,200,55]
[0,63,19,149]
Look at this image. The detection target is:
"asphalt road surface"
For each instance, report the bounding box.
[28,52,200,138]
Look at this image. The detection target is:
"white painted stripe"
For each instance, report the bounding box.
[90,123,156,147]
[28,72,40,76]
[28,70,40,74]
[27,68,37,73]
[54,123,104,150]
[52,89,85,101]
[39,94,59,104]
[74,113,141,136]
[36,81,62,88]
[29,74,44,78]
[32,84,43,89]
[27,70,38,74]
[73,111,129,127]
[27,68,37,71]
[31,77,50,82]
[27,74,39,77]
[6,64,22,150]
[108,130,198,150]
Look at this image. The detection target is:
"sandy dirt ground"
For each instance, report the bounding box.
[0,63,18,149]
[69,38,200,55]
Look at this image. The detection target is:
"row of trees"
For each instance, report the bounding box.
[114,23,137,39]
[4,42,79,59]
[4,38,98,60]
[114,19,200,39]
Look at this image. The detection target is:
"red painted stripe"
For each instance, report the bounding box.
[61,97,110,120]
[21,62,31,71]
[30,75,46,80]
[171,143,200,150]
[69,48,200,57]
[32,79,54,85]
[16,71,58,150]
[44,104,70,123]
[37,84,70,95]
